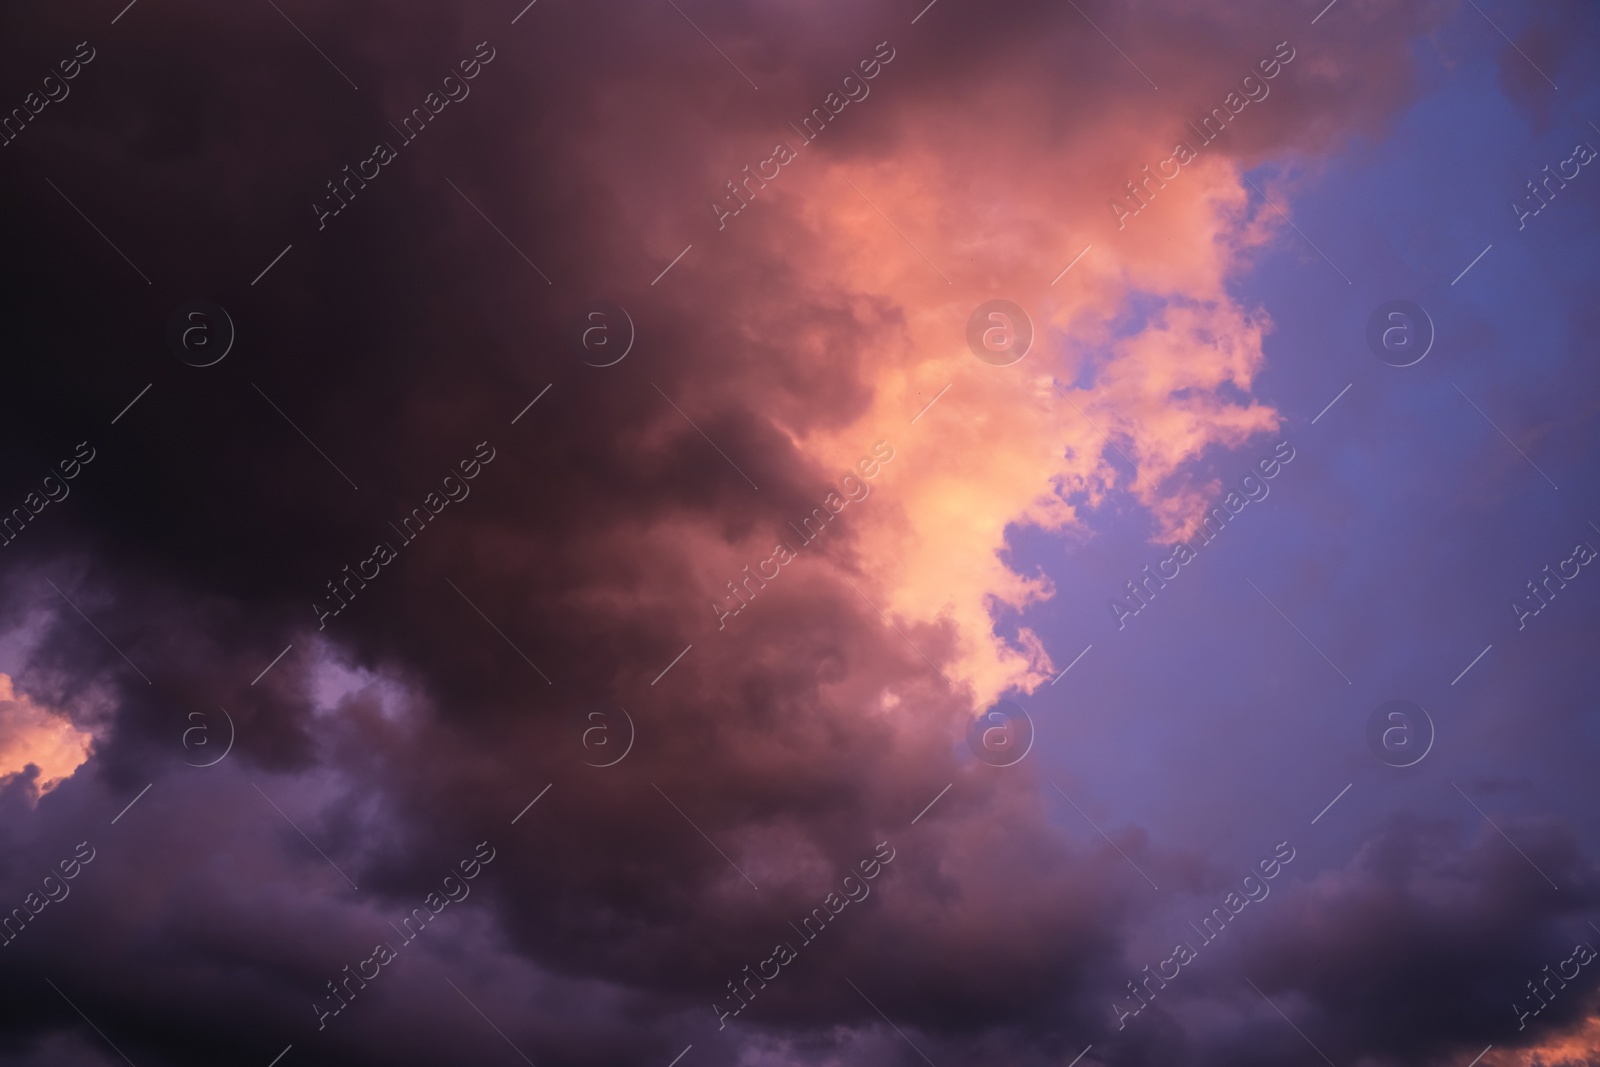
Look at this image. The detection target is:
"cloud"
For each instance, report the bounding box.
[0,0,1528,1064]
[1489,1015,1600,1067]
[1206,813,1600,1066]
[0,673,92,797]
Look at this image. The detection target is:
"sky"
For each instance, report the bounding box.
[0,0,1598,1065]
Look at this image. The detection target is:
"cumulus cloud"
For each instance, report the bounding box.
[0,673,92,797]
[0,0,1553,1065]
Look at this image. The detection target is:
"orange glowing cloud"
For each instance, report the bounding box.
[746,93,1293,707]
[0,673,93,797]
[1487,1014,1600,1067]
[599,8,1446,711]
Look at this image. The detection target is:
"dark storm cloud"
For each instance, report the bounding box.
[1089,814,1599,1067]
[0,0,1594,1065]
